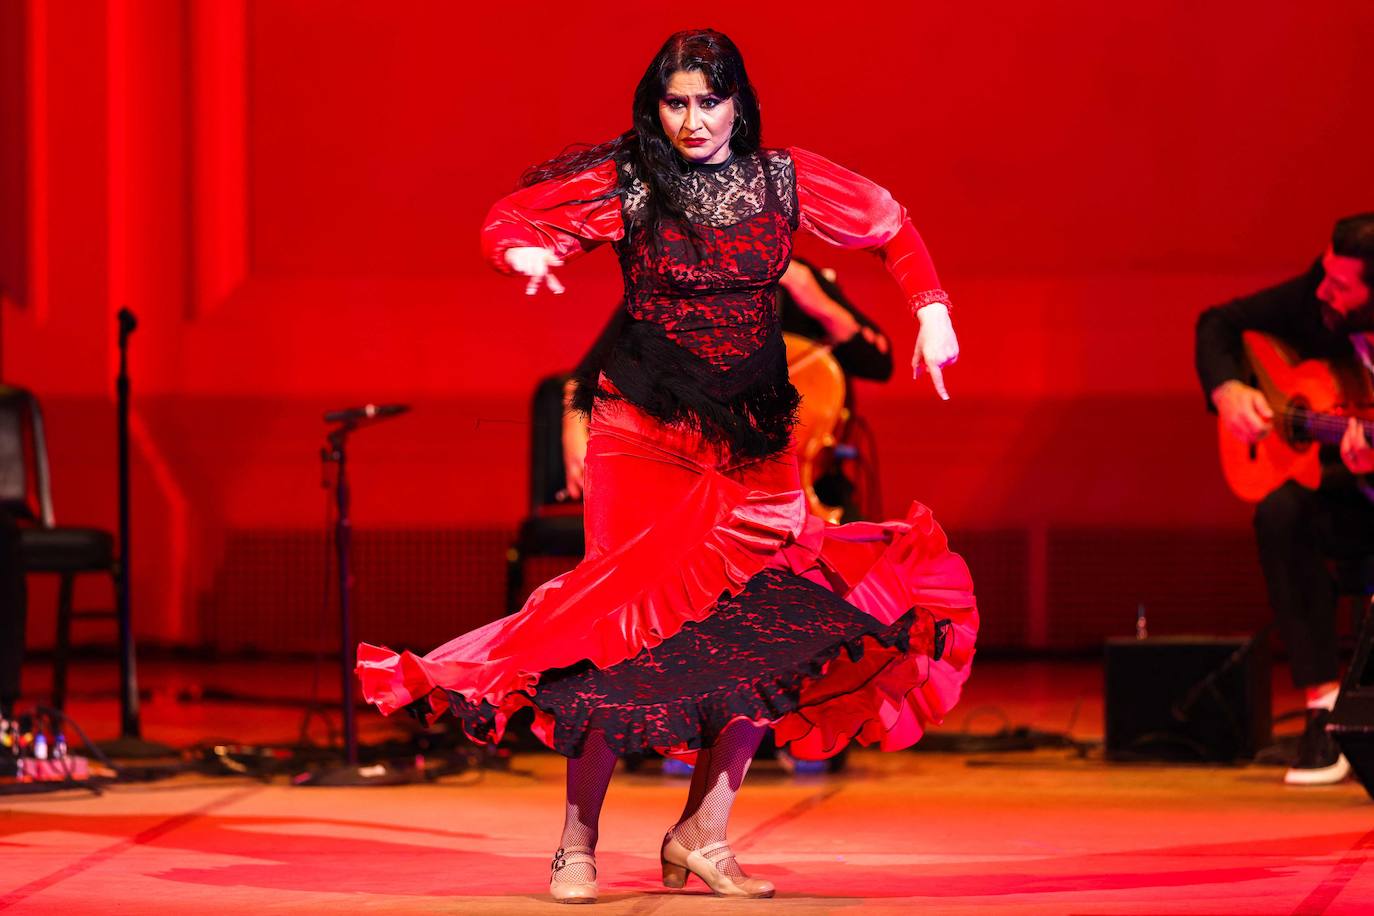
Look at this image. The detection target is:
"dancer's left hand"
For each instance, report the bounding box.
[912,303,959,400]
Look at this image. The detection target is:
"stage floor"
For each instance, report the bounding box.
[3,659,1371,914]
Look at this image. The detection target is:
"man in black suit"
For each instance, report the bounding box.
[1195,213,1374,785]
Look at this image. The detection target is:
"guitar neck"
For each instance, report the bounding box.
[1286,406,1374,447]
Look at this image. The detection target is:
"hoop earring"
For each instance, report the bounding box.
[733,112,747,137]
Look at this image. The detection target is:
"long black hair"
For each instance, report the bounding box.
[519,29,763,236]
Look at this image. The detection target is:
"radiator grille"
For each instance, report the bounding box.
[195,525,1272,654]
[947,529,1029,649]
[198,527,512,654]
[1046,528,1267,648]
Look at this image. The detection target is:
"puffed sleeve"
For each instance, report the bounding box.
[480,160,625,274]
[790,147,947,311]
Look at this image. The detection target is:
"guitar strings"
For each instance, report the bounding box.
[1279,405,1374,443]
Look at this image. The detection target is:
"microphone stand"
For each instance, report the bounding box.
[328,422,358,766]
[296,415,408,786]
[98,308,172,758]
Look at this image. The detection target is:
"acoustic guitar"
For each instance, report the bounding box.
[784,332,848,523]
[1219,331,1374,502]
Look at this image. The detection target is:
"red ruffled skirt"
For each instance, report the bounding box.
[356,396,978,760]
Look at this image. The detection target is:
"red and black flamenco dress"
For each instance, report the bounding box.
[356,147,978,761]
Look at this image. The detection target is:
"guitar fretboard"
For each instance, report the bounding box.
[1285,406,1374,447]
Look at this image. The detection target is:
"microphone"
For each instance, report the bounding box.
[323,403,411,424]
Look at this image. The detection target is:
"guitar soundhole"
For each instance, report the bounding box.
[1285,395,1314,448]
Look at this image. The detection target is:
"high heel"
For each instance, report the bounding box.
[660,832,775,898]
[549,846,598,904]
[660,830,688,888]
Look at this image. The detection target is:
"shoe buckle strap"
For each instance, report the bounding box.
[550,847,597,874]
[697,840,734,861]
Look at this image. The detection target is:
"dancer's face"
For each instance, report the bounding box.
[1318,247,1370,317]
[659,70,735,166]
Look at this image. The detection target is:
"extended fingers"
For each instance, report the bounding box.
[510,249,565,296]
[928,363,950,400]
[911,333,957,399]
[522,267,564,296]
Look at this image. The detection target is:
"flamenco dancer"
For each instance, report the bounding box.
[357,29,977,903]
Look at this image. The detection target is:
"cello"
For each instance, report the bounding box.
[785,332,849,523]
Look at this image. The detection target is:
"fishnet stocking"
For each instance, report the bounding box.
[670,720,766,878]
[553,731,617,885]
[673,745,713,827]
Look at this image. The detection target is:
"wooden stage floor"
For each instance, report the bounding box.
[2,659,1371,914]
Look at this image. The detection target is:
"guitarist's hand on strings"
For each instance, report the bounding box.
[1211,380,1273,444]
[1341,417,1374,475]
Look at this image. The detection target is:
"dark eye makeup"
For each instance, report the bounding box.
[662,95,725,110]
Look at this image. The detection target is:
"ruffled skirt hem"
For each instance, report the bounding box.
[356,397,977,761]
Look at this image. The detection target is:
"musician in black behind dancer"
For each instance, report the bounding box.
[1195,213,1374,786]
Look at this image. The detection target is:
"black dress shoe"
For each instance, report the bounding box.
[1284,708,1351,786]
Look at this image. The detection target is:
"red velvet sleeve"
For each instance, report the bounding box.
[790,147,946,311]
[480,160,624,274]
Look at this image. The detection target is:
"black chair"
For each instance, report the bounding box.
[0,386,118,711]
[504,373,586,613]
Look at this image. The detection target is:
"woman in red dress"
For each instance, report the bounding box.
[357,29,976,903]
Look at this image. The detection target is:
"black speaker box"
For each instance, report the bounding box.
[1105,636,1272,762]
[1329,605,1374,800]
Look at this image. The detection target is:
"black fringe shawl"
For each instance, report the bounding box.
[571,317,801,461]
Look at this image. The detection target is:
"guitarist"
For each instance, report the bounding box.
[1195,213,1374,786]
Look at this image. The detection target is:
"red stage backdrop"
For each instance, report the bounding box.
[2,1,1372,655]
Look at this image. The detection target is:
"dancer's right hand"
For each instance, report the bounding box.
[505,247,566,296]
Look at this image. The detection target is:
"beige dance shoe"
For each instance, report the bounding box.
[549,846,598,904]
[660,830,775,898]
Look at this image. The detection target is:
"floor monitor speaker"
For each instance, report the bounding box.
[1105,636,1271,762]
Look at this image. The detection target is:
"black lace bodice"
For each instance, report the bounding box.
[573,150,803,459]
[620,151,796,229]
[613,150,798,371]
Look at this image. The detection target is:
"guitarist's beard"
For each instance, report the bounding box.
[1321,301,1374,334]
